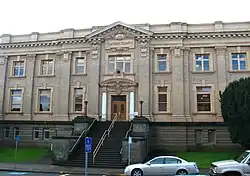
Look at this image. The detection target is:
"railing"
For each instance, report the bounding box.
[120,122,133,154]
[69,117,97,153]
[93,113,117,163]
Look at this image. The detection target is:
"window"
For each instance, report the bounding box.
[33,128,39,140]
[10,89,22,112]
[39,89,51,112]
[197,87,211,112]
[75,57,85,73]
[158,87,167,112]
[150,158,165,164]
[195,54,210,71]
[74,88,83,112]
[13,61,24,76]
[108,55,131,73]
[43,128,50,140]
[165,158,182,164]
[4,127,9,139]
[13,127,19,139]
[195,129,202,144]
[40,59,53,75]
[156,54,167,71]
[231,53,247,71]
[208,130,216,144]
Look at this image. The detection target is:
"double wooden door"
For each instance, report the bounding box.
[111,101,126,120]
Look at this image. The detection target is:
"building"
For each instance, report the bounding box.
[0,21,249,148]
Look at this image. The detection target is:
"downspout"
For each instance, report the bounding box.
[67,52,72,121]
[97,43,102,116]
[30,55,37,120]
[149,46,153,117]
[2,56,8,119]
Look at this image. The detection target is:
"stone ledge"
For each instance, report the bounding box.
[72,116,95,123]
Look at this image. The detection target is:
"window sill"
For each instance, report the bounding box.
[71,73,87,76]
[34,112,53,115]
[191,71,215,74]
[37,75,55,78]
[228,70,250,73]
[153,71,171,74]
[153,112,172,115]
[5,112,23,115]
[193,112,217,115]
[104,73,135,76]
[8,76,26,79]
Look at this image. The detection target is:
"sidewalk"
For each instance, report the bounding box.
[0,163,123,175]
[0,163,209,175]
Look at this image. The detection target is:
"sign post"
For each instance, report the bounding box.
[85,137,92,176]
[128,136,132,165]
[14,135,20,169]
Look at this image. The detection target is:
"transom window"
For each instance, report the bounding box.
[74,88,83,112]
[41,59,54,75]
[108,55,131,73]
[232,53,247,71]
[13,61,24,76]
[158,87,167,112]
[75,57,85,73]
[195,54,210,71]
[197,87,211,112]
[39,89,51,112]
[157,54,167,71]
[10,89,22,112]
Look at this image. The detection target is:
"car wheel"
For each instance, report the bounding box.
[131,168,143,176]
[176,169,188,175]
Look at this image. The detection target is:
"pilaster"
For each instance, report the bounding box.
[0,55,8,119]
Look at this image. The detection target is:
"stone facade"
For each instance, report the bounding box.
[0,21,250,123]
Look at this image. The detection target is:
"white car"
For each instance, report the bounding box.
[124,156,199,176]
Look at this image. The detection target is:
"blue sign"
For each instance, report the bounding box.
[15,135,20,142]
[85,137,92,153]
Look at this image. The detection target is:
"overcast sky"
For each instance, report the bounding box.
[1,0,250,35]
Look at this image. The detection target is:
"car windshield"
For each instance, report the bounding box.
[236,151,250,162]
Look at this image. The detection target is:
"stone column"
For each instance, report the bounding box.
[171,47,185,119]
[0,56,8,119]
[136,38,150,115]
[87,39,102,116]
[129,88,135,120]
[25,54,36,120]
[101,89,107,121]
[54,51,72,121]
[215,46,227,116]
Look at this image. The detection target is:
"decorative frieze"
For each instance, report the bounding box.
[89,39,102,60]
[137,38,151,58]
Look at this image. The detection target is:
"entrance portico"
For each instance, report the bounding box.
[100,78,137,121]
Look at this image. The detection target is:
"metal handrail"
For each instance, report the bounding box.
[120,122,133,154]
[69,117,97,153]
[93,113,117,163]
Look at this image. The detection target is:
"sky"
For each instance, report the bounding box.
[1,0,250,35]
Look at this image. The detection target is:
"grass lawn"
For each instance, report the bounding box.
[177,151,242,169]
[0,148,49,162]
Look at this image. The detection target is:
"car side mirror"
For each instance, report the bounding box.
[246,160,250,165]
[146,162,151,165]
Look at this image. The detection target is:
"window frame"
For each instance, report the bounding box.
[39,55,54,76]
[156,54,168,72]
[75,57,86,74]
[154,84,171,114]
[9,88,24,113]
[43,128,50,140]
[37,88,53,113]
[12,60,25,77]
[208,129,216,144]
[157,87,168,112]
[195,54,210,72]
[33,127,39,140]
[231,53,247,71]
[73,87,85,112]
[196,86,212,112]
[195,129,203,145]
[107,55,132,73]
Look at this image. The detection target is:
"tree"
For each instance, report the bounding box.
[220,77,250,148]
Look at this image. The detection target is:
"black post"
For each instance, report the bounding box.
[84,100,88,117]
[139,100,144,117]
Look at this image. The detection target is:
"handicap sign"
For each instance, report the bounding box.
[85,137,92,153]
[15,135,20,142]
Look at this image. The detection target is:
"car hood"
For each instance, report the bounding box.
[212,160,238,166]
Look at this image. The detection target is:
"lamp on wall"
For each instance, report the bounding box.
[139,100,144,117]
[84,100,89,117]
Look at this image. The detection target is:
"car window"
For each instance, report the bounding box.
[165,158,182,164]
[150,158,165,164]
